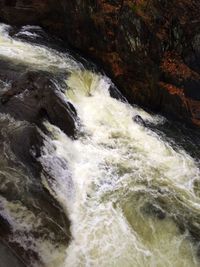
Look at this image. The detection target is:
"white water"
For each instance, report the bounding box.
[0,24,200,267]
[0,24,80,72]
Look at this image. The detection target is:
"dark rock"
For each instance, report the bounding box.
[8,123,44,176]
[0,62,74,266]
[0,114,71,267]
[109,84,127,102]
[133,115,146,126]
[0,69,77,137]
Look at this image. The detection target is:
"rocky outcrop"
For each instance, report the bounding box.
[0,0,200,126]
[0,65,76,137]
[0,116,71,266]
[0,61,75,266]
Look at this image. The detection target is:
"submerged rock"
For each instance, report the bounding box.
[142,203,166,220]
[133,115,146,126]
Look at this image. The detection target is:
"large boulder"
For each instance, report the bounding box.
[0,67,76,137]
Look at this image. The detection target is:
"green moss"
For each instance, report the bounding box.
[131,3,138,13]
[131,1,148,14]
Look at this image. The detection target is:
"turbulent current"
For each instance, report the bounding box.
[0,24,200,267]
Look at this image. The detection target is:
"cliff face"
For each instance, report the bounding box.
[0,0,200,126]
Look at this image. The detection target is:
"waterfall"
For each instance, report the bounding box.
[0,23,200,267]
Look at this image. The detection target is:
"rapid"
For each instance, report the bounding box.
[0,23,200,267]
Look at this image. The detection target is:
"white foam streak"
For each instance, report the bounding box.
[0,24,81,72]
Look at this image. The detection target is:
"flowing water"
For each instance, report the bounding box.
[0,23,200,267]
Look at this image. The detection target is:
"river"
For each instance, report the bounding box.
[0,23,200,267]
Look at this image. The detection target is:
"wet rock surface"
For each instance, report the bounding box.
[133,115,146,126]
[0,117,71,266]
[1,0,200,127]
[0,62,75,266]
[0,67,76,137]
